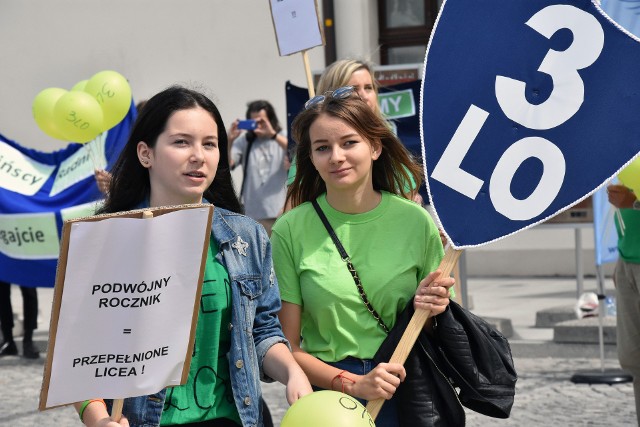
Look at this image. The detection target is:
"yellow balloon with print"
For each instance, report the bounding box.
[280,391,375,427]
[32,87,68,140]
[53,91,104,143]
[618,156,640,195]
[85,70,132,130]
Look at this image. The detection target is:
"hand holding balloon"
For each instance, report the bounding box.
[618,157,640,196]
[281,391,376,427]
[607,184,636,209]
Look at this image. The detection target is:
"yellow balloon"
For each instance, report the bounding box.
[32,87,68,140]
[281,391,376,427]
[53,91,104,143]
[84,70,132,130]
[71,79,88,91]
[618,156,640,195]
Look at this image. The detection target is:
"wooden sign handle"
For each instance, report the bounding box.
[301,49,315,98]
[111,399,124,422]
[111,210,154,422]
[366,246,462,420]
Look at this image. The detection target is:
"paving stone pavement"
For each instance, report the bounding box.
[2,277,637,426]
[0,354,635,426]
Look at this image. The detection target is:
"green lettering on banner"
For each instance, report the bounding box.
[378,89,416,120]
[0,213,59,259]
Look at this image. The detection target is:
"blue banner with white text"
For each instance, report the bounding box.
[0,103,135,287]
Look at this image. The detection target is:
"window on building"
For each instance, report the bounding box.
[378,0,439,65]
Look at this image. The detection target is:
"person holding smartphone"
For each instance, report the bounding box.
[228,100,288,236]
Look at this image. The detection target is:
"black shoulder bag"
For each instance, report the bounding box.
[311,200,390,334]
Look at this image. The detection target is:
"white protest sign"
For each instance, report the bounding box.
[40,205,212,409]
[270,0,324,56]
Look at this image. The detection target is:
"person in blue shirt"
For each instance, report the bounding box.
[76,85,312,427]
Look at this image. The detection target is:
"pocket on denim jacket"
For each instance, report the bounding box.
[237,278,263,300]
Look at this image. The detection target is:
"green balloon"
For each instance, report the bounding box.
[619,157,640,195]
[32,87,68,140]
[71,79,88,91]
[281,391,376,427]
[84,70,132,130]
[53,91,104,143]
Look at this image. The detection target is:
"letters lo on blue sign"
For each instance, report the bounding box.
[422,0,640,249]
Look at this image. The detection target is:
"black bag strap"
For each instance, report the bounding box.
[311,199,390,334]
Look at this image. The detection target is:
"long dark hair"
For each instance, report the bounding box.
[245,100,282,143]
[99,85,242,214]
[286,95,421,208]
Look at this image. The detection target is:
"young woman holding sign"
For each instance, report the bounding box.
[271,88,454,427]
[76,86,312,427]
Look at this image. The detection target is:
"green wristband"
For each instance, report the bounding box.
[79,400,91,422]
[79,399,106,423]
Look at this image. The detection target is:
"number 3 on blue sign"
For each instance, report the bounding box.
[432,5,605,221]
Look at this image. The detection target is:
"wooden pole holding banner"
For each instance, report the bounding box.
[366,246,462,420]
[453,259,463,307]
[109,209,154,422]
[301,49,315,98]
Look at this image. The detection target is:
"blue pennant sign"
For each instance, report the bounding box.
[422,0,640,248]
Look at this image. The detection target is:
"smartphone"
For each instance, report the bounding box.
[237,119,257,131]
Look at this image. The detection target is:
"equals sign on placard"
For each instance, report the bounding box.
[123,329,132,334]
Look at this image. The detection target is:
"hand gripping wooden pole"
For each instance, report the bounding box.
[110,210,154,423]
[365,246,462,420]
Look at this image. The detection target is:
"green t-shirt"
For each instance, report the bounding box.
[286,156,297,186]
[615,208,640,263]
[271,192,443,361]
[161,237,240,426]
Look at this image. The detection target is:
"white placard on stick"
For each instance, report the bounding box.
[39,204,213,409]
[270,0,324,56]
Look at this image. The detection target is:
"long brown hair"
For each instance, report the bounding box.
[286,95,421,208]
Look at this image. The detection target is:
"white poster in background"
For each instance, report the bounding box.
[45,207,210,408]
[270,0,323,56]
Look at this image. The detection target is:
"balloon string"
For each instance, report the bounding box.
[616,208,625,237]
[86,136,104,171]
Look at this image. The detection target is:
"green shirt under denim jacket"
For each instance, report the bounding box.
[104,205,290,427]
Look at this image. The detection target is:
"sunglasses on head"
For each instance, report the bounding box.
[303,86,357,110]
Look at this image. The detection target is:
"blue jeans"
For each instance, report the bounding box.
[319,357,399,427]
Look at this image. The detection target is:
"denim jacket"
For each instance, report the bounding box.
[106,206,289,427]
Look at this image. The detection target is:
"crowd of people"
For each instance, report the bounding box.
[1,56,637,427]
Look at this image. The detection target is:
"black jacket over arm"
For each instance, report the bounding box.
[374,299,517,426]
